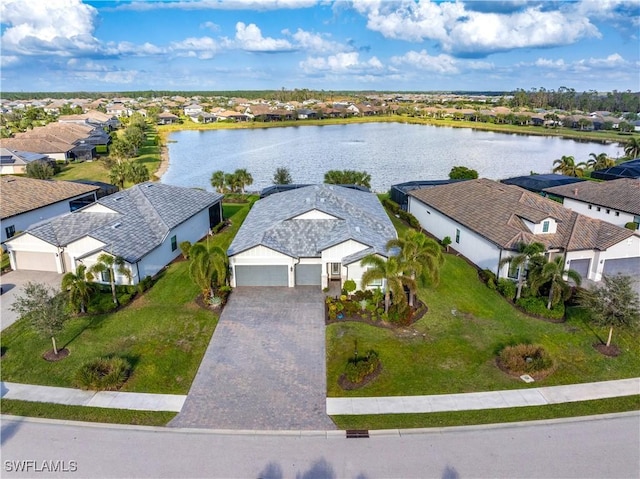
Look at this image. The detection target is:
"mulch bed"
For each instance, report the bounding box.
[338,362,383,390]
[593,343,621,357]
[43,348,70,362]
[325,300,428,329]
[194,293,224,312]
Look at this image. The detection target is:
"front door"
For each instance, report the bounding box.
[330,262,341,279]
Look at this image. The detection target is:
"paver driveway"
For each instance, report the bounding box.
[169,287,335,430]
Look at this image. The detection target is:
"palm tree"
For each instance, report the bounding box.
[234,168,253,194]
[623,137,640,160]
[109,160,129,189]
[87,254,130,306]
[386,230,443,307]
[499,242,545,300]
[273,166,292,185]
[586,153,615,171]
[189,245,228,299]
[529,256,581,310]
[61,264,93,314]
[128,162,150,184]
[210,170,225,193]
[224,172,240,193]
[360,255,416,314]
[552,155,586,177]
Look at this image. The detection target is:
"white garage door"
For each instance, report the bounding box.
[14,251,58,272]
[603,257,640,277]
[235,265,288,286]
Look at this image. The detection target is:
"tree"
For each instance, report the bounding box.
[210,170,225,193]
[529,256,581,310]
[552,155,586,177]
[128,162,150,184]
[586,153,614,171]
[273,166,292,185]
[234,168,253,194]
[499,242,545,300]
[360,255,416,314]
[224,172,241,193]
[449,166,478,180]
[189,245,228,299]
[61,264,94,314]
[10,282,69,355]
[577,275,640,347]
[109,160,129,189]
[623,137,640,159]
[179,240,192,260]
[87,254,130,306]
[25,160,54,179]
[324,169,372,189]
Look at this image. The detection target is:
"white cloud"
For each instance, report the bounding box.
[233,22,294,52]
[109,42,166,56]
[64,59,138,84]
[200,21,220,32]
[170,36,220,59]
[300,52,384,74]
[391,49,458,74]
[0,0,100,56]
[285,28,348,54]
[114,0,319,12]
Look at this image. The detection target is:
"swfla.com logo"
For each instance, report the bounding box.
[4,460,78,473]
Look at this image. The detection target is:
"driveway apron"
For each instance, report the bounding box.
[169,287,335,430]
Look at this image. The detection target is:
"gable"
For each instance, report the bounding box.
[291,209,339,220]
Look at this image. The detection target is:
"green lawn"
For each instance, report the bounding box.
[0,206,250,395]
[327,216,640,399]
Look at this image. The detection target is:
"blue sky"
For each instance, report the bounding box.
[1,0,639,93]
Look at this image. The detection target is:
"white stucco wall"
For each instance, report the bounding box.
[562,198,636,228]
[229,245,295,287]
[409,196,503,274]
[322,239,370,287]
[4,233,61,271]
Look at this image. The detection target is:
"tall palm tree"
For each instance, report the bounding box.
[586,152,615,171]
[87,254,130,306]
[498,242,545,300]
[61,264,93,314]
[224,172,241,193]
[234,168,253,194]
[210,170,225,193]
[360,255,416,314]
[529,256,581,310]
[109,160,129,189]
[189,245,228,299]
[128,162,150,184]
[623,137,640,160]
[552,155,587,177]
[386,230,443,307]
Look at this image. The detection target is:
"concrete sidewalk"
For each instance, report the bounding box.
[1,382,185,412]
[327,378,640,415]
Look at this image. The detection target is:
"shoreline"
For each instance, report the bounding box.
[154,144,170,180]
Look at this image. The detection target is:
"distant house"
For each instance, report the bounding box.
[1,176,99,244]
[408,179,639,282]
[4,182,223,282]
[544,178,640,230]
[228,184,396,288]
[184,104,203,116]
[157,112,180,125]
[0,148,53,175]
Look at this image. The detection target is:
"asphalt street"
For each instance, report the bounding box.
[1,412,639,478]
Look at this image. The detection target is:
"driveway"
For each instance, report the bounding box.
[169,287,335,430]
[0,270,64,331]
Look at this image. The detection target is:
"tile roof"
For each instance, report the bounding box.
[543,178,640,216]
[1,176,99,219]
[409,178,635,252]
[21,182,223,263]
[228,184,397,260]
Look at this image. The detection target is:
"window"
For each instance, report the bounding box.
[507,261,519,279]
[588,205,592,210]
[5,225,15,239]
[615,212,619,217]
[606,209,610,214]
[596,207,601,212]
[455,228,460,244]
[542,220,549,233]
[171,235,177,251]
[100,270,110,283]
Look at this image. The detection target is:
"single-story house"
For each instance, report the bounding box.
[543,178,640,230]
[408,179,640,282]
[157,112,180,125]
[390,179,467,211]
[1,176,99,244]
[227,184,397,288]
[4,182,223,284]
[0,148,53,175]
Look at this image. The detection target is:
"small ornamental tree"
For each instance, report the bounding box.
[449,166,478,180]
[577,275,640,347]
[10,282,70,356]
[273,166,292,185]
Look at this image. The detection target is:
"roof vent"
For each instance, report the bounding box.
[320,198,325,203]
[573,187,578,196]
[112,223,121,229]
[355,226,361,233]
[114,196,123,201]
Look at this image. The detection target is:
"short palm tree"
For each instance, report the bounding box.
[586,152,615,171]
[623,137,640,160]
[210,170,225,193]
[529,256,582,310]
[61,264,93,314]
[552,155,586,177]
[234,168,253,194]
[109,160,129,189]
[128,162,150,184]
[87,254,130,306]
[360,255,416,314]
[189,245,228,299]
[498,242,545,300]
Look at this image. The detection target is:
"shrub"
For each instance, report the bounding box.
[498,344,554,377]
[343,279,357,295]
[516,296,565,320]
[353,289,373,302]
[497,278,517,301]
[479,269,497,290]
[137,275,154,294]
[398,210,420,228]
[74,357,131,391]
[624,222,638,231]
[344,350,380,384]
[382,198,400,214]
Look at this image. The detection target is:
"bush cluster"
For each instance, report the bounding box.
[479,269,497,289]
[499,344,554,376]
[398,210,420,228]
[382,198,400,214]
[496,278,517,301]
[74,357,131,391]
[516,296,565,320]
[344,350,380,384]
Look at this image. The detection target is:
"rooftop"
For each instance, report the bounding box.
[544,178,640,216]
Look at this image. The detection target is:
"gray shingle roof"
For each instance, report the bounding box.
[26,182,222,263]
[228,184,396,259]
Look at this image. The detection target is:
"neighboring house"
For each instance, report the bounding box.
[157,112,179,125]
[58,110,120,130]
[590,159,640,181]
[0,176,99,244]
[390,179,467,211]
[184,104,203,116]
[543,178,640,230]
[227,184,397,289]
[500,174,585,195]
[4,182,223,284]
[408,179,640,282]
[0,148,53,175]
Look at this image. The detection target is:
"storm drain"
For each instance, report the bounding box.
[346,429,369,438]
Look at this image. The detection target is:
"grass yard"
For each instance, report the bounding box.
[0,205,250,395]
[327,214,640,399]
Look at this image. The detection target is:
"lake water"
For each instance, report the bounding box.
[162,123,625,192]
